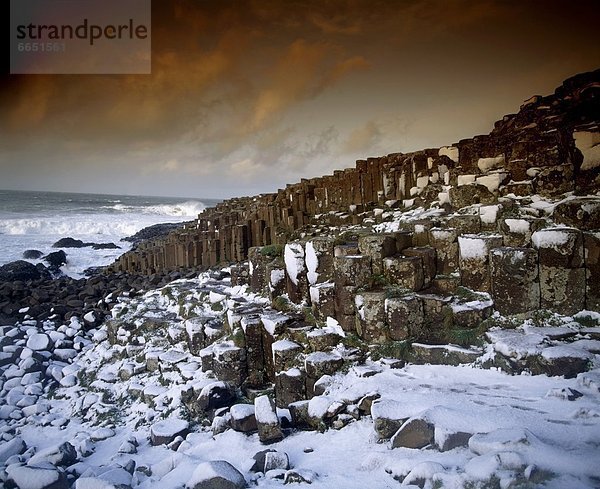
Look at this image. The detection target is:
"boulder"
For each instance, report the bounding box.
[371,399,409,439]
[186,460,246,489]
[390,417,434,449]
[490,247,540,314]
[27,442,77,467]
[6,463,69,489]
[255,395,283,444]
[275,368,306,408]
[385,295,424,341]
[230,404,257,433]
[44,250,67,268]
[150,418,189,446]
[22,249,44,259]
[196,382,236,412]
[53,237,88,248]
[0,260,43,281]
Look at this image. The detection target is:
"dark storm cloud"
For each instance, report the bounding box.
[1,0,599,198]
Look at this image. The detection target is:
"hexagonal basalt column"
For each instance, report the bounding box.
[458,234,504,292]
[309,282,336,320]
[334,255,372,288]
[490,247,540,315]
[383,256,424,291]
[584,232,600,311]
[403,247,436,288]
[354,291,388,343]
[385,295,424,340]
[284,242,309,304]
[532,227,585,315]
[305,237,335,285]
[429,228,459,274]
[358,234,397,275]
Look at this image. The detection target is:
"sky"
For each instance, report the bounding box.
[1,0,599,199]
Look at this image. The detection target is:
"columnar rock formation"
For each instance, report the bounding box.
[110,70,600,277]
[109,70,600,336]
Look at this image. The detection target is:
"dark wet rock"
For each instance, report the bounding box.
[53,237,88,248]
[122,222,188,247]
[22,249,44,259]
[0,260,43,281]
[44,250,67,268]
[91,242,120,250]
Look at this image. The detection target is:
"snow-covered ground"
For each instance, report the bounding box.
[1,271,599,489]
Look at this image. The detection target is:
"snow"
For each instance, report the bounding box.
[151,418,189,438]
[457,175,476,186]
[186,460,245,488]
[6,464,61,489]
[305,241,319,285]
[477,155,505,173]
[479,204,500,224]
[230,404,255,420]
[438,146,459,162]
[26,333,51,351]
[254,395,278,424]
[272,339,301,352]
[574,130,600,170]
[2,270,599,489]
[531,228,575,249]
[476,173,507,193]
[284,242,305,286]
[458,235,488,259]
[269,269,285,288]
[505,218,530,234]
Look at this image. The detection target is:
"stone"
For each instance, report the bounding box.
[275,368,306,408]
[230,404,257,433]
[449,184,497,209]
[186,460,246,489]
[304,351,343,380]
[458,234,504,292]
[44,250,68,268]
[357,392,381,415]
[532,228,585,314]
[248,247,271,293]
[403,246,436,287]
[358,234,397,275]
[333,255,372,288]
[288,400,310,429]
[196,381,236,412]
[428,228,459,275]
[490,247,540,314]
[309,282,336,320]
[410,343,483,366]
[584,232,600,310]
[27,442,77,467]
[266,259,286,300]
[22,249,44,259]
[6,463,69,489]
[438,431,473,452]
[150,418,189,446]
[184,317,206,355]
[240,316,265,387]
[418,294,453,343]
[371,399,409,439]
[0,260,43,281]
[390,417,434,449]
[255,395,283,444]
[284,469,317,484]
[553,197,600,231]
[0,437,26,464]
[213,342,247,386]
[354,292,388,343]
[284,242,309,304]
[383,255,424,291]
[264,451,289,472]
[385,294,424,340]
[272,339,303,373]
[305,237,335,284]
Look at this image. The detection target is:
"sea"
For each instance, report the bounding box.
[0,189,220,278]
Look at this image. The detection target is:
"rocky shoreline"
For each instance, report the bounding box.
[0,223,192,326]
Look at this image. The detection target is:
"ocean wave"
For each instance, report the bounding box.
[101,200,205,217]
[143,200,206,217]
